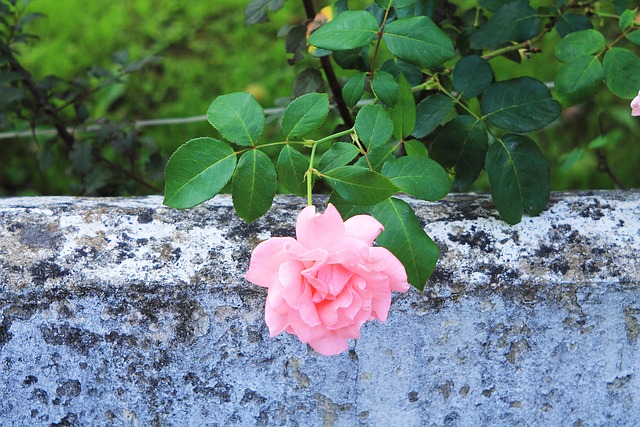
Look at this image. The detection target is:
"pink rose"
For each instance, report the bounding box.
[632,90,640,117]
[245,204,410,355]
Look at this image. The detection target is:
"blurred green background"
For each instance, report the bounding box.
[2,0,639,196]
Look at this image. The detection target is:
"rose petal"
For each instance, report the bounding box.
[296,204,345,250]
[308,332,349,356]
[631,90,640,117]
[245,237,297,288]
[369,247,410,292]
[344,214,384,245]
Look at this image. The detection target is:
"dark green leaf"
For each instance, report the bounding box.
[328,192,369,220]
[383,16,454,68]
[70,140,93,174]
[232,149,277,223]
[481,77,561,132]
[470,0,539,49]
[431,116,488,190]
[603,48,640,98]
[207,92,264,146]
[323,166,398,205]
[244,0,287,25]
[308,11,379,51]
[282,93,329,139]
[413,94,455,138]
[355,104,394,150]
[372,70,399,106]
[389,75,416,140]
[293,68,325,98]
[555,56,603,106]
[285,24,308,65]
[319,142,361,171]
[555,13,592,39]
[371,197,439,290]
[277,145,308,197]
[485,134,550,225]
[453,55,493,98]
[333,48,369,71]
[554,29,605,63]
[342,72,367,108]
[381,156,451,200]
[164,137,236,209]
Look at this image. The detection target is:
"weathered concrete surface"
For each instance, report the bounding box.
[0,192,638,426]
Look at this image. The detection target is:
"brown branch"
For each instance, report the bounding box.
[302,0,354,128]
[595,149,626,190]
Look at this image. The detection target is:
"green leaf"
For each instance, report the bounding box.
[383,16,454,68]
[619,9,636,32]
[453,55,493,99]
[207,93,264,147]
[277,145,308,197]
[327,192,369,220]
[374,0,419,8]
[293,68,325,98]
[627,30,640,46]
[413,94,455,138]
[371,197,439,290]
[404,140,429,157]
[164,137,236,209]
[244,0,286,25]
[431,116,488,190]
[555,56,603,107]
[232,149,277,223]
[355,104,394,150]
[603,48,640,98]
[308,10,379,51]
[554,29,605,63]
[356,142,398,171]
[323,166,398,205]
[319,142,361,172]
[481,77,561,132]
[381,156,451,201]
[485,134,550,225]
[342,72,367,108]
[555,13,592,39]
[372,70,399,106]
[282,93,330,139]
[470,0,539,49]
[389,75,416,140]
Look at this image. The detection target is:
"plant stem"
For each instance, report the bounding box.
[302,0,354,127]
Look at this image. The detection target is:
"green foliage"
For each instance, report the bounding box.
[281,93,329,139]
[207,93,265,147]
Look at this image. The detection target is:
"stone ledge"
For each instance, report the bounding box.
[0,192,638,426]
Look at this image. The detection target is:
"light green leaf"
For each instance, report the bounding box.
[485,134,550,225]
[371,197,439,290]
[453,55,493,99]
[413,94,455,138]
[404,140,429,157]
[207,92,264,146]
[164,137,236,209]
[481,77,561,132]
[282,93,330,139]
[619,9,636,32]
[355,104,394,150]
[342,72,367,108]
[555,29,605,63]
[277,145,308,197]
[381,156,451,201]
[308,10,379,51]
[603,48,640,98]
[389,75,416,140]
[372,70,399,106]
[319,142,361,172]
[383,16,454,68]
[232,149,277,223]
[323,166,398,205]
[431,116,488,190]
[555,56,603,107]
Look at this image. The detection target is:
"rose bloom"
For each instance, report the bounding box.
[245,204,409,355]
[632,90,640,117]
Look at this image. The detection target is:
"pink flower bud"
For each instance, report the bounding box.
[631,90,640,117]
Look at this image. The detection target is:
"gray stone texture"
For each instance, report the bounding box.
[0,192,639,426]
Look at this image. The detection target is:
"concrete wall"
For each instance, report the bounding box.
[0,192,638,426]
